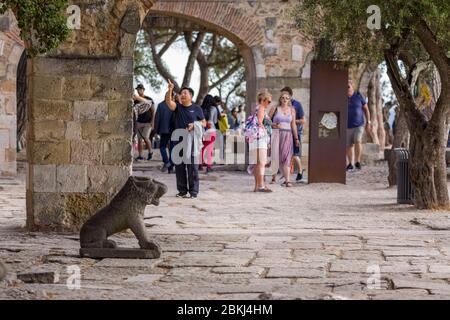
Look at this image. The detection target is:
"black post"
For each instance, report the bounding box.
[395,148,414,204]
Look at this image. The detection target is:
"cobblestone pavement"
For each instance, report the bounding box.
[0,161,449,300]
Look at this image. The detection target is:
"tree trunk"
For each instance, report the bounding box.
[146,29,180,92]
[367,70,380,145]
[388,81,448,207]
[375,70,386,152]
[16,52,27,151]
[196,61,209,104]
[409,131,437,209]
[388,106,409,186]
[384,49,449,208]
[429,93,450,207]
[409,109,448,209]
[182,32,205,88]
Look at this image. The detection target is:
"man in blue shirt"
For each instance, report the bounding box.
[281,87,305,182]
[165,80,206,199]
[347,80,371,171]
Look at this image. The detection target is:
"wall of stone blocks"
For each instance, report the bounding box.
[26,57,134,231]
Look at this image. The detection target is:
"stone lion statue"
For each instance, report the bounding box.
[80,176,167,258]
[0,261,6,281]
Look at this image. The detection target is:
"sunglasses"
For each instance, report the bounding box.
[281,96,291,100]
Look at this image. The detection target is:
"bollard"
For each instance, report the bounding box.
[395,148,414,204]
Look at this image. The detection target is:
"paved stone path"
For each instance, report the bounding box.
[0,161,449,300]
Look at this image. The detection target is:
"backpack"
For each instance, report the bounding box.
[133,101,154,117]
[244,110,264,143]
[133,96,155,118]
[132,99,154,138]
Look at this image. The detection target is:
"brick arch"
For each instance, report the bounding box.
[146,2,264,109]
[148,1,265,49]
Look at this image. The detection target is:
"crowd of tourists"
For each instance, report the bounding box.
[132,82,248,198]
[131,79,370,198]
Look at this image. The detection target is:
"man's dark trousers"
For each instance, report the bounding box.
[160,133,174,167]
[175,156,199,196]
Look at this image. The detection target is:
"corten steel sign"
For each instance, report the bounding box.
[308,60,348,184]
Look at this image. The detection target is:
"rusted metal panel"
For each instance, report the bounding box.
[308,60,348,184]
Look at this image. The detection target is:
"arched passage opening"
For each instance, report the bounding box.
[130,4,265,174]
[138,15,248,107]
[144,0,265,111]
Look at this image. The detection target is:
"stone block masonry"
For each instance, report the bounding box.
[26,57,134,231]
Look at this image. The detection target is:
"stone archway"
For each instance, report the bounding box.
[147,1,265,110]
[23,0,313,231]
[143,14,260,111]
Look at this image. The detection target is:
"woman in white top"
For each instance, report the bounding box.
[248,91,273,193]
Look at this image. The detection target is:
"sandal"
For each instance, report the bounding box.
[258,187,273,193]
[282,182,293,188]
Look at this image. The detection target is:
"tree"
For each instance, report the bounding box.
[134,31,165,91]
[0,0,70,57]
[293,0,450,209]
[135,22,246,105]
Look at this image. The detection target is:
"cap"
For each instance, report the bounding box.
[136,84,145,90]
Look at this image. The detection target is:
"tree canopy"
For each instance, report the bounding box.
[0,0,70,56]
[293,0,450,209]
[134,24,246,106]
[293,0,449,65]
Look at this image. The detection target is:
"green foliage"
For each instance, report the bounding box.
[134,31,164,91]
[0,0,70,56]
[133,28,245,104]
[292,0,450,65]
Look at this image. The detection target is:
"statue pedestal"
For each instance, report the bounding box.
[80,248,160,259]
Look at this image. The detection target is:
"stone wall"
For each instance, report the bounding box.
[24,0,158,231]
[0,12,24,176]
[26,57,134,231]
